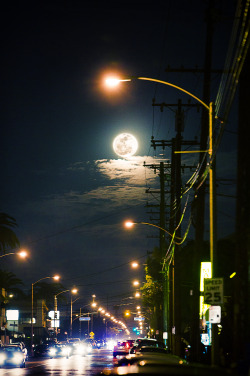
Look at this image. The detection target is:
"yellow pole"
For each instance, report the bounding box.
[209,102,214,277]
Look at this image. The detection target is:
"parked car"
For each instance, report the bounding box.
[130,338,166,354]
[0,345,26,368]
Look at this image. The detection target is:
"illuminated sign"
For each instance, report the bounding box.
[200,262,212,291]
[6,310,19,321]
[208,305,221,323]
[200,262,211,318]
[48,311,60,319]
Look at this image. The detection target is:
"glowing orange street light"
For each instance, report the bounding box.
[131,261,139,268]
[0,249,28,259]
[133,280,140,287]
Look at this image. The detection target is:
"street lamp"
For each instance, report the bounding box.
[0,250,28,259]
[106,74,215,359]
[126,220,172,345]
[53,289,76,338]
[133,280,140,287]
[107,76,215,272]
[131,261,139,268]
[31,274,60,354]
[125,221,183,243]
[70,289,78,338]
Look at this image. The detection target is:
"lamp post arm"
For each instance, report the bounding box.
[0,252,15,258]
[137,77,210,110]
[139,222,182,240]
[55,289,70,297]
[32,276,51,286]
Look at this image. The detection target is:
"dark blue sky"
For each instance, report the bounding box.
[1,0,237,311]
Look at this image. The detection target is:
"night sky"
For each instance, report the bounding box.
[1,1,237,312]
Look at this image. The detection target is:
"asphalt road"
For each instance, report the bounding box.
[0,348,114,376]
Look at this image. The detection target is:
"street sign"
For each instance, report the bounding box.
[208,305,221,323]
[134,317,145,321]
[89,331,94,338]
[79,317,91,321]
[204,278,223,305]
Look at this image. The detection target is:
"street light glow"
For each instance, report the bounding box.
[105,76,131,88]
[18,250,28,258]
[133,280,140,286]
[131,261,139,268]
[125,221,134,228]
[53,275,60,281]
[105,77,120,87]
[71,288,78,294]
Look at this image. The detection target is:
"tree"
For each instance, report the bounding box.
[141,247,163,335]
[32,282,67,310]
[0,213,20,254]
[0,269,25,303]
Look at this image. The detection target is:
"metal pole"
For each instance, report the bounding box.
[88,313,90,336]
[209,102,218,366]
[70,296,73,338]
[209,102,214,274]
[31,283,34,356]
[79,308,81,339]
[54,295,57,339]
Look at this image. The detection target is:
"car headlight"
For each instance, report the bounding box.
[61,346,70,356]
[0,353,6,364]
[75,345,86,355]
[49,348,57,356]
[13,353,24,364]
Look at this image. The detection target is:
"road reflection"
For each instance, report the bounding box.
[1,349,114,376]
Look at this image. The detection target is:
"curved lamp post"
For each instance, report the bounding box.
[70,289,78,337]
[110,75,215,360]
[53,289,76,338]
[0,250,28,259]
[106,76,215,273]
[31,275,60,354]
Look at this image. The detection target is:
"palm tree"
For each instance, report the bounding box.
[0,269,24,303]
[0,213,20,254]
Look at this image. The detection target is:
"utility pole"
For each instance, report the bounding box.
[149,101,199,355]
[145,162,170,347]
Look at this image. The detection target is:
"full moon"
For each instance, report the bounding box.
[113,133,138,158]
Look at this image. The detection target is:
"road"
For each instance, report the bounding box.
[0,348,114,376]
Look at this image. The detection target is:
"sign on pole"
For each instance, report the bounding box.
[204,278,223,305]
[79,317,91,321]
[208,305,221,323]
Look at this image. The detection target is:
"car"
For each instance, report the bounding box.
[48,343,72,358]
[113,340,135,358]
[137,346,169,355]
[0,345,26,368]
[72,341,91,356]
[95,339,105,349]
[33,343,51,357]
[130,339,166,354]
